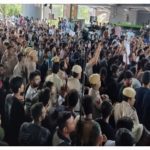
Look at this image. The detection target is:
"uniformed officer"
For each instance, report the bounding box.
[51,55,60,64]
[67,65,82,93]
[46,56,63,93]
[114,87,139,125]
[24,47,38,80]
[67,65,82,113]
[88,73,102,119]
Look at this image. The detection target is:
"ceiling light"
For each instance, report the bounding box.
[124,9,129,12]
[144,7,150,11]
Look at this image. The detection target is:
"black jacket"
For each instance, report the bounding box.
[96,118,115,140]
[135,87,149,123]
[142,91,150,131]
[19,122,51,146]
[8,97,25,145]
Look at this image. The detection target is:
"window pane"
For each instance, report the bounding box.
[52,4,64,19]
[77,5,90,24]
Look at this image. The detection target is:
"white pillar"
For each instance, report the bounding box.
[43,5,50,19]
[93,8,97,16]
[41,4,44,20]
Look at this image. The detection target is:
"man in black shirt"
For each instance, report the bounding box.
[118,70,133,102]
[75,95,105,146]
[107,64,119,104]
[0,64,11,128]
[5,76,25,145]
[135,71,150,123]
[96,101,115,140]
[142,90,150,131]
[19,102,51,146]
[115,128,135,146]
[63,89,79,117]
[0,64,7,128]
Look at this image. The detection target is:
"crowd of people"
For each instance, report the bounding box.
[0,16,150,146]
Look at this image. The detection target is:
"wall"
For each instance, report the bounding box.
[129,10,137,24]
[22,4,42,19]
[109,6,126,23]
[109,6,137,24]
[136,10,150,25]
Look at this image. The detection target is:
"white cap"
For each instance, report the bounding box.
[72,65,82,74]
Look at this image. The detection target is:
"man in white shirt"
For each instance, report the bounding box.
[25,70,41,99]
[115,25,122,38]
[126,30,135,42]
[25,70,41,114]
[13,52,27,83]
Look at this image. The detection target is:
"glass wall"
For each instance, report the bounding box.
[77,5,90,24]
[52,4,64,19]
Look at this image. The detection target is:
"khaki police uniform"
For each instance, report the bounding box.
[88,74,102,119]
[46,73,63,92]
[114,87,139,125]
[67,65,82,112]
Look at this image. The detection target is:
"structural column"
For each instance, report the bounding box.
[63,4,78,20]
[43,5,50,19]
[63,4,71,19]
[71,4,78,20]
